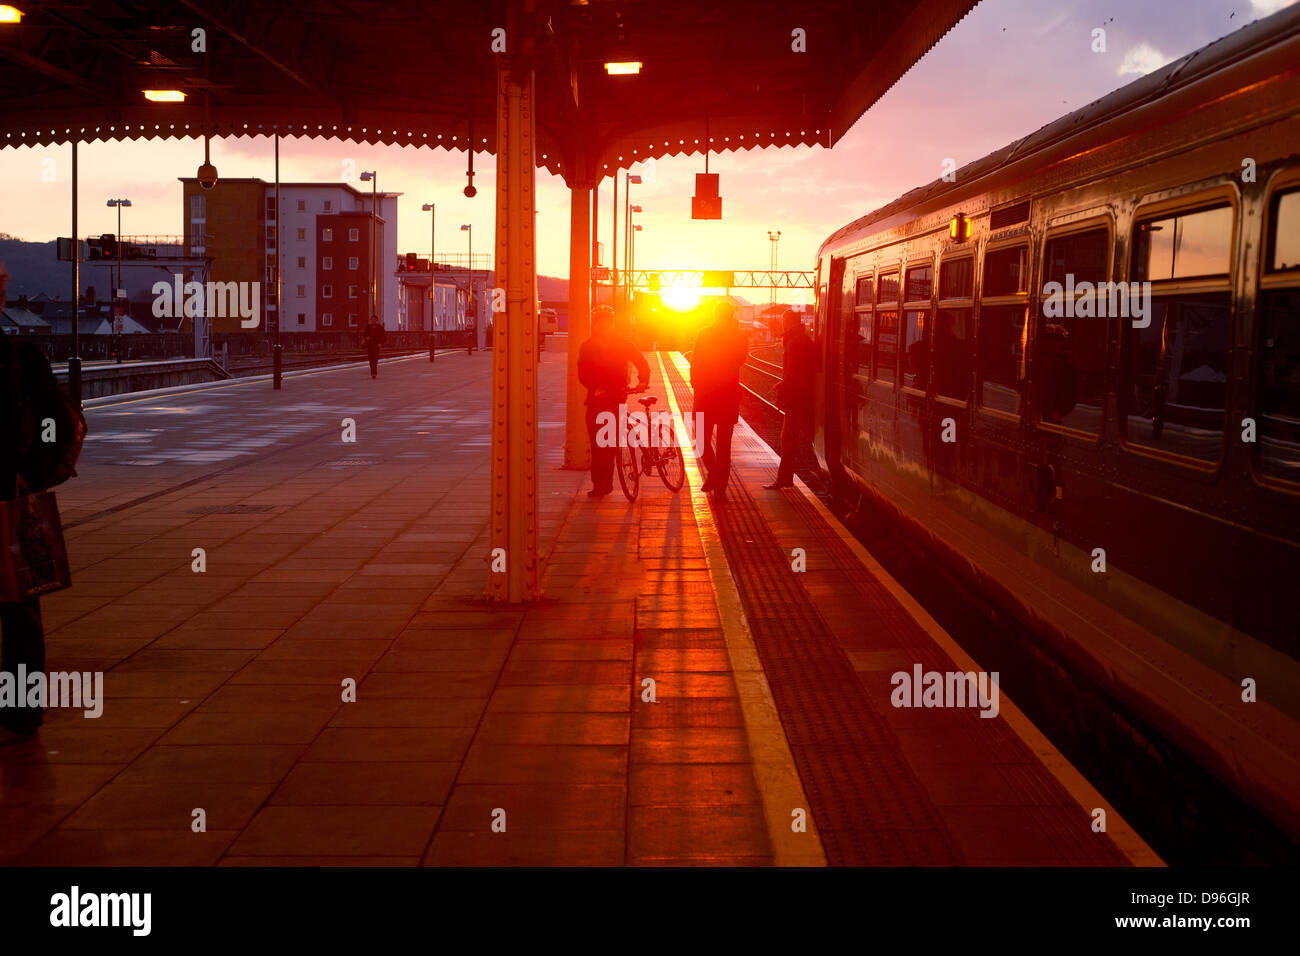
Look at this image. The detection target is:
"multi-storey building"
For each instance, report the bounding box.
[180,178,400,334]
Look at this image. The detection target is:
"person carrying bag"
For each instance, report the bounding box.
[0,262,85,738]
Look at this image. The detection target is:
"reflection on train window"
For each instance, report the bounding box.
[856,275,874,305]
[874,311,899,384]
[902,311,929,390]
[846,309,872,379]
[1257,287,1300,482]
[1038,227,1111,433]
[983,246,1029,296]
[1122,292,1231,461]
[979,304,1027,414]
[905,264,933,301]
[934,308,972,402]
[877,271,900,306]
[1269,189,1300,272]
[939,258,974,299]
[1043,227,1109,287]
[1133,205,1233,281]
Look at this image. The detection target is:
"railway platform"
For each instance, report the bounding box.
[0,348,1158,866]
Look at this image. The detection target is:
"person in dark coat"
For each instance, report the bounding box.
[578,305,650,498]
[691,300,749,497]
[0,262,66,738]
[766,309,818,489]
[364,316,385,378]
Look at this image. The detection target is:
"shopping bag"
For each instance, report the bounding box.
[0,490,72,601]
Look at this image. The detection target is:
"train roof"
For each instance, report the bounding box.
[820,4,1300,256]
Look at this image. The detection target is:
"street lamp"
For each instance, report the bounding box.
[624,174,642,313]
[461,223,472,344]
[359,170,378,324]
[628,207,643,305]
[632,223,643,312]
[768,229,782,324]
[107,198,131,363]
[422,202,436,360]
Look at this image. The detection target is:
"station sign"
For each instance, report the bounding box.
[591,267,610,280]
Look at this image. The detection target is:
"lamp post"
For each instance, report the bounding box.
[461,224,473,348]
[106,198,131,363]
[631,222,643,319]
[768,229,781,332]
[359,170,378,325]
[422,202,436,361]
[628,205,642,313]
[623,174,641,314]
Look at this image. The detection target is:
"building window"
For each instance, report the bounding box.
[297,200,306,212]
[296,256,306,269]
[348,285,358,299]
[348,256,360,271]
[348,314,358,327]
[296,228,305,241]
[1258,187,1300,483]
[1038,226,1111,433]
[323,256,333,270]
[978,244,1029,415]
[322,285,333,299]
[266,197,276,220]
[322,228,334,242]
[324,200,332,212]
[297,313,306,326]
[322,312,333,326]
[296,285,306,298]
[1124,202,1234,462]
[349,227,360,242]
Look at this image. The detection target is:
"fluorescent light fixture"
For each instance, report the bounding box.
[143,89,186,102]
[0,6,23,24]
[604,61,642,75]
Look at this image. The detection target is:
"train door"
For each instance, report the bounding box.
[819,255,849,487]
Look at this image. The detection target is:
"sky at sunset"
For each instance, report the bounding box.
[1,0,1294,306]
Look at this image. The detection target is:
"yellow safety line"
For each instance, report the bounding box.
[659,351,827,867]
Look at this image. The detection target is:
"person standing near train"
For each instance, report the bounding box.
[765,309,818,489]
[691,300,749,498]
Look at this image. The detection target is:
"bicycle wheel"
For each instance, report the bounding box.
[657,432,686,491]
[617,442,640,501]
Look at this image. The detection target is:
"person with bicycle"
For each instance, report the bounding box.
[578,305,649,499]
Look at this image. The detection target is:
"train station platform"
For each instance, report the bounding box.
[0,347,1159,866]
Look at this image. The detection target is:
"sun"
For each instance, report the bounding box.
[661,285,703,311]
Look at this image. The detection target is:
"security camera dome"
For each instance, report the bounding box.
[197,161,219,190]
[463,184,477,198]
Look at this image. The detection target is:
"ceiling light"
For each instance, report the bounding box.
[143,89,186,102]
[604,62,642,75]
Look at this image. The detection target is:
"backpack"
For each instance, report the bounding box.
[9,341,86,492]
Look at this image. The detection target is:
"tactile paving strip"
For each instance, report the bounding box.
[665,362,964,865]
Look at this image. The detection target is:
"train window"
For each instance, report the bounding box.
[902,311,929,390]
[846,311,872,379]
[983,245,1029,296]
[1268,189,1300,272]
[1038,227,1111,433]
[1133,205,1233,281]
[934,309,972,402]
[1257,288,1300,483]
[875,272,900,383]
[1043,227,1109,287]
[979,306,1027,414]
[905,264,933,302]
[1122,292,1231,462]
[856,275,874,305]
[939,258,974,299]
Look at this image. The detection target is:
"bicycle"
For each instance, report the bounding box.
[616,387,687,501]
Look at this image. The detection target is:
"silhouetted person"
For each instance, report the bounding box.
[467,317,477,355]
[691,300,749,497]
[578,305,649,499]
[0,262,84,739]
[766,310,817,489]
[364,316,385,378]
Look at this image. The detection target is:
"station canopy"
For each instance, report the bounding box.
[0,0,978,183]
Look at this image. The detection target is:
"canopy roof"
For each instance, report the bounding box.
[0,0,978,183]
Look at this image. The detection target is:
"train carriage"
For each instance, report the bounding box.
[813,6,1300,856]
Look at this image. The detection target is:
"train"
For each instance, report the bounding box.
[811,6,1300,858]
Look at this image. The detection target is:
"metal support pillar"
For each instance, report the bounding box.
[489,56,539,602]
[273,132,283,389]
[69,141,81,406]
[563,182,591,470]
